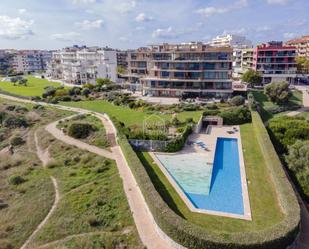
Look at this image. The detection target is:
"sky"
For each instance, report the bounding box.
[0,0,308,50]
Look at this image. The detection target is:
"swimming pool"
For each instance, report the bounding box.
[155,137,245,216]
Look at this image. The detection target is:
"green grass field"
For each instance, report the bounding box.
[136,122,284,233]
[0,76,62,97]
[62,100,202,127]
[251,90,302,121]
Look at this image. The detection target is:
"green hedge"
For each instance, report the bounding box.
[165,125,192,152]
[117,112,300,249]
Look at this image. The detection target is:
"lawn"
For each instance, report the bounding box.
[136,122,284,233]
[251,89,303,121]
[62,100,203,127]
[0,76,62,97]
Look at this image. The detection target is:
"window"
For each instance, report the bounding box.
[161,71,169,78]
[175,72,185,78]
[203,63,215,70]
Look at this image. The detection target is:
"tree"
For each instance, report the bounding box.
[285,140,309,197]
[82,88,91,97]
[229,95,245,106]
[68,122,95,139]
[241,69,262,86]
[19,78,28,86]
[96,78,113,86]
[264,81,291,104]
[117,66,126,74]
[296,56,309,74]
[10,77,18,85]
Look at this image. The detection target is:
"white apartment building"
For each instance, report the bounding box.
[208,35,253,78]
[48,46,117,85]
[208,34,252,48]
[11,50,52,73]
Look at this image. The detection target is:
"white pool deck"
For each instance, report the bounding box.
[149,125,252,221]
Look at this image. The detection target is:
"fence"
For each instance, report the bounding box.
[128,139,168,152]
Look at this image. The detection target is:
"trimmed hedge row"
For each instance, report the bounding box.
[165,125,193,152]
[116,113,300,249]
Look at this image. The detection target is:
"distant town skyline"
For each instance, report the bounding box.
[0,0,309,50]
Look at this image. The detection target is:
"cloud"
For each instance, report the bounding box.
[119,36,129,42]
[195,0,249,18]
[0,15,34,39]
[50,32,81,42]
[135,13,153,22]
[195,7,228,18]
[283,32,296,39]
[267,0,289,5]
[18,9,27,14]
[72,0,96,4]
[75,19,103,30]
[136,26,145,31]
[152,26,195,39]
[117,1,138,14]
[223,27,247,35]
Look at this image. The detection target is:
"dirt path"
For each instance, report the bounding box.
[45,118,115,160]
[19,132,60,249]
[45,115,174,249]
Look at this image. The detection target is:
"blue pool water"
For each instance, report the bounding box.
[155,137,244,216]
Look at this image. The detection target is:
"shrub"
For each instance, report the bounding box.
[219,106,251,125]
[10,135,24,146]
[9,175,26,185]
[229,96,245,106]
[87,216,101,227]
[165,125,192,152]
[264,81,291,104]
[3,117,28,128]
[268,116,309,153]
[285,140,309,198]
[68,122,95,139]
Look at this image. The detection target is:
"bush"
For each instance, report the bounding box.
[10,135,24,146]
[165,125,192,152]
[229,96,245,106]
[219,106,251,125]
[264,81,291,104]
[87,216,101,227]
[268,116,309,153]
[68,122,95,139]
[9,175,26,185]
[285,140,309,198]
[3,116,28,128]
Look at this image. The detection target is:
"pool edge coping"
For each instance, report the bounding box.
[149,126,252,221]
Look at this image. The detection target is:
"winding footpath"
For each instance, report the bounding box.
[20,132,60,249]
[0,94,173,249]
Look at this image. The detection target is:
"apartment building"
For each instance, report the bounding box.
[253,41,297,84]
[140,43,233,98]
[11,50,52,73]
[47,46,117,85]
[208,34,252,48]
[0,50,14,75]
[241,48,254,72]
[287,35,309,57]
[120,47,150,90]
[116,50,128,69]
